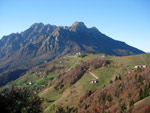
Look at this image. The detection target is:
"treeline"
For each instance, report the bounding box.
[0,87,43,113]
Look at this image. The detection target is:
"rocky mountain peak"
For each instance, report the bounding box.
[31,23,44,28]
[70,21,87,31]
[71,21,85,27]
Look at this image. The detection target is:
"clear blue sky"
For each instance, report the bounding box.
[0,0,150,52]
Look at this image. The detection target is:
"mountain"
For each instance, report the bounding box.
[0,21,149,113]
[0,22,144,74]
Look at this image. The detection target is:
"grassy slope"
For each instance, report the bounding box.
[39,54,110,113]
[42,66,126,113]
[41,64,127,112]
[1,53,150,113]
[40,54,150,113]
[112,54,150,67]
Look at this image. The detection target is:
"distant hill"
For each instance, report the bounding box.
[0,22,144,74]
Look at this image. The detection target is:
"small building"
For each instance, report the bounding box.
[75,52,81,57]
[90,79,98,84]
[28,81,34,85]
[102,54,107,58]
[102,55,106,58]
[44,60,47,63]
[142,65,147,68]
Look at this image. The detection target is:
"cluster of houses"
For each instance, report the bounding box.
[134,65,147,69]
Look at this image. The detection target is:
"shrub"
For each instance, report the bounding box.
[107,94,112,102]
[135,74,137,80]
[109,80,113,84]
[139,88,144,100]
[84,104,88,109]
[119,75,122,80]
[129,99,134,107]
[138,84,150,100]
[102,110,106,113]
[128,92,131,98]
[144,85,149,97]
[118,83,122,88]
[115,76,118,81]
[101,92,107,101]
[120,102,126,112]
[138,75,144,83]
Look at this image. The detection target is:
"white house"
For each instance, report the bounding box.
[90,79,98,84]
[29,81,34,85]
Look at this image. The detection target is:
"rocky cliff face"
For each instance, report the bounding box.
[0,21,144,73]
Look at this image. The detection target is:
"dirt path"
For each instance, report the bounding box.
[88,71,98,79]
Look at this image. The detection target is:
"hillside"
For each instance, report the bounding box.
[0,22,144,75]
[1,53,150,113]
[40,54,150,113]
[78,66,150,113]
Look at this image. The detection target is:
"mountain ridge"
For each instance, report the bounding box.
[0,21,144,74]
